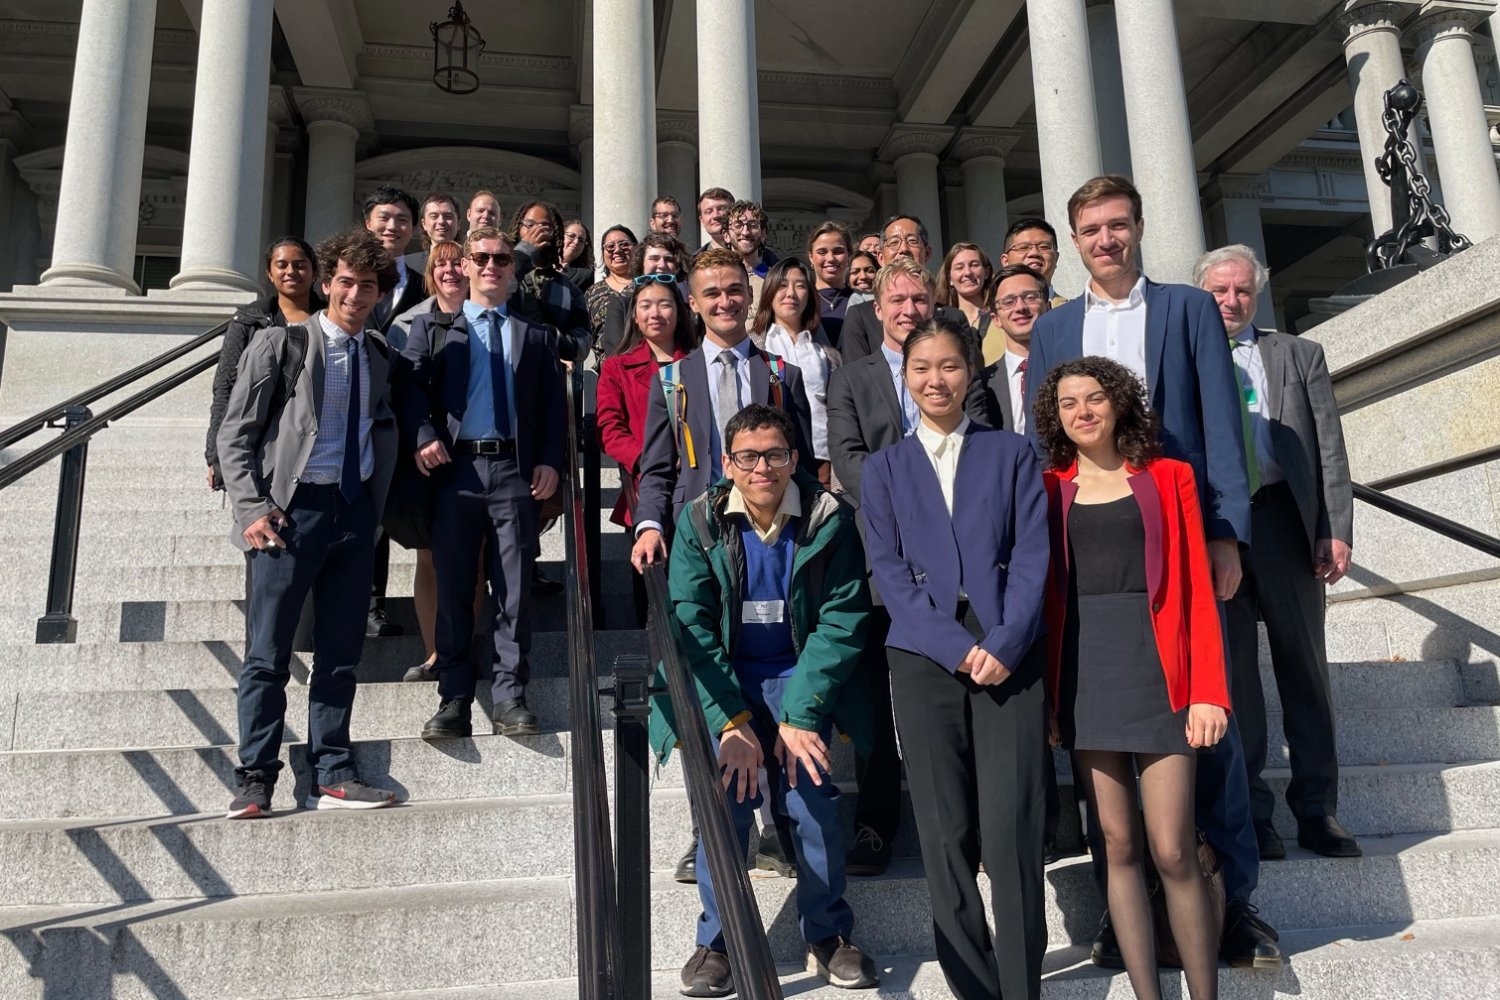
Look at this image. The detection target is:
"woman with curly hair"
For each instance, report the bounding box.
[1033,356,1230,1000]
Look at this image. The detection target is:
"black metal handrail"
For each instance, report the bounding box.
[1353,482,1500,558]
[562,370,624,1000]
[642,562,784,1000]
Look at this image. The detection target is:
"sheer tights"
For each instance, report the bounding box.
[1076,750,1218,1000]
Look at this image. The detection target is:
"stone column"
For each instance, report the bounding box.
[169,0,275,295]
[1114,0,1205,283]
[697,0,761,203]
[40,0,159,292]
[295,89,371,244]
[1028,0,1103,296]
[570,106,593,232]
[1205,175,1277,329]
[880,126,956,259]
[954,129,1020,262]
[1412,4,1500,242]
[1087,2,1134,177]
[1338,2,1423,235]
[0,104,34,297]
[593,0,657,239]
[657,112,698,238]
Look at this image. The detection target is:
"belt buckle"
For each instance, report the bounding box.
[481,439,501,455]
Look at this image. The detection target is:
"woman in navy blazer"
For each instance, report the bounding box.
[860,318,1051,1000]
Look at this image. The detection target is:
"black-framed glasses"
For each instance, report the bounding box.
[727,448,793,471]
[633,272,678,286]
[651,210,682,220]
[468,251,514,268]
[728,219,763,232]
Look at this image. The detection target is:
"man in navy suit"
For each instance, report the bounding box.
[1023,175,1280,970]
[401,226,566,741]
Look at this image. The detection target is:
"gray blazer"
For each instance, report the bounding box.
[216,313,399,551]
[1255,329,1353,553]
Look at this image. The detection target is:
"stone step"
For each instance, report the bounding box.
[1326,577,1500,672]
[1,829,1495,993]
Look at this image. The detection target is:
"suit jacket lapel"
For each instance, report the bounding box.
[1145,281,1169,400]
[367,335,389,416]
[1259,329,1287,423]
[684,348,712,464]
[748,348,770,406]
[868,354,904,433]
[307,316,327,420]
[992,364,1014,432]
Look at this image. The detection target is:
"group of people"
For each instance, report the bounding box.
[205,170,1359,1000]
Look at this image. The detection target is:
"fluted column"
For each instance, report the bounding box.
[593,0,657,238]
[295,89,371,244]
[1087,2,1133,177]
[1411,3,1500,241]
[1028,0,1102,296]
[697,0,761,202]
[169,0,275,294]
[657,112,699,238]
[880,125,955,259]
[1338,2,1424,235]
[1115,0,1205,283]
[40,0,159,292]
[954,129,1020,262]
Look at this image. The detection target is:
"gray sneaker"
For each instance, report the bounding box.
[305,778,397,811]
[807,936,878,989]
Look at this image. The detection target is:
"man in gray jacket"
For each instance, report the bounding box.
[216,229,402,819]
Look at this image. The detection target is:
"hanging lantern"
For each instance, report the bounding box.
[430,2,485,95]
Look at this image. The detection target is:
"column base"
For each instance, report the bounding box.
[167,267,262,297]
[36,264,141,295]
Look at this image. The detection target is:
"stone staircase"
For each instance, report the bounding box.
[1,391,1499,998]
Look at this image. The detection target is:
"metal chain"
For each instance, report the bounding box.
[1369,82,1473,271]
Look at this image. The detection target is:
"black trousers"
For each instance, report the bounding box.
[888,619,1048,1000]
[852,607,902,845]
[1226,481,1339,826]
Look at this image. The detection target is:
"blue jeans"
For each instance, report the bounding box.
[695,673,854,950]
[237,484,377,785]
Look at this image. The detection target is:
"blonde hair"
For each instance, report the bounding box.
[873,257,935,301]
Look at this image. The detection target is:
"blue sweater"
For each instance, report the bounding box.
[734,518,798,680]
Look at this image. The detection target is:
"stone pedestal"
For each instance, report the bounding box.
[295,89,372,244]
[593,0,657,240]
[697,0,761,203]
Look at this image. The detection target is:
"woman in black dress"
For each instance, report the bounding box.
[1034,356,1231,1000]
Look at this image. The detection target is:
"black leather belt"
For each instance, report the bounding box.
[453,438,515,455]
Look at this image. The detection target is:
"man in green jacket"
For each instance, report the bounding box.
[649,403,878,997]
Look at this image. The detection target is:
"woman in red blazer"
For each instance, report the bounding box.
[1034,356,1230,1000]
[596,275,697,625]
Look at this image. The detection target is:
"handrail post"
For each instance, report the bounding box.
[36,405,93,643]
[612,653,654,1000]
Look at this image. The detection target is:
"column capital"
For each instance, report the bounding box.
[1335,0,1423,39]
[569,104,593,145]
[292,87,373,132]
[878,123,956,164]
[1410,1,1496,46]
[656,110,698,147]
[951,127,1022,164]
[268,85,295,128]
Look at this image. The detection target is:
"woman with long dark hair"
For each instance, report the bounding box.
[1034,355,1229,1000]
[846,250,879,296]
[585,224,638,357]
[806,221,853,346]
[751,258,840,486]
[559,218,595,290]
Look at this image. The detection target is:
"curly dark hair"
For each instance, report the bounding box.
[1032,356,1162,470]
[315,229,396,294]
[507,199,566,264]
[631,231,690,277]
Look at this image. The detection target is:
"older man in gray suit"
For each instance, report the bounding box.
[1197,245,1360,861]
[217,229,402,820]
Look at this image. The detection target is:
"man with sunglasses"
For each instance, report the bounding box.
[401,226,567,741]
[650,403,879,997]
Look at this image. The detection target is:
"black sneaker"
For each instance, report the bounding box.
[755,825,798,878]
[366,608,403,638]
[845,824,890,876]
[226,772,274,819]
[305,778,397,811]
[679,945,733,998]
[403,661,438,683]
[421,698,473,740]
[493,698,540,737]
[807,935,878,989]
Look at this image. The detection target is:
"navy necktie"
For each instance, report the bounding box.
[487,310,512,438]
[340,338,363,502]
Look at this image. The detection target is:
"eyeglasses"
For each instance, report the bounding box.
[602,241,635,254]
[882,234,926,251]
[467,251,514,268]
[727,448,793,471]
[728,220,763,232]
[651,211,681,220]
[1007,241,1057,255]
[634,272,678,286]
[561,232,585,244]
[996,290,1045,309]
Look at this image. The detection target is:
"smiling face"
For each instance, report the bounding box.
[1072,195,1144,290]
[1001,227,1059,282]
[772,267,811,332]
[721,423,795,511]
[809,232,850,288]
[601,229,636,278]
[561,223,588,264]
[880,217,930,266]
[991,272,1050,348]
[267,244,313,302]
[322,259,381,333]
[650,200,682,237]
[430,249,467,306]
[467,194,500,231]
[699,197,732,241]
[688,264,750,344]
[365,202,414,256]
[948,248,989,304]
[641,244,677,275]
[904,331,971,424]
[1056,374,1118,452]
[634,282,679,348]
[422,200,458,244]
[847,254,878,293]
[464,235,515,305]
[874,273,934,351]
[727,209,764,255]
[1202,258,1257,337]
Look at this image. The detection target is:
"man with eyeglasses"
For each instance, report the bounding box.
[837,214,965,363]
[725,199,780,310]
[650,196,684,238]
[401,226,566,742]
[999,217,1066,307]
[597,232,690,359]
[650,403,880,997]
[508,199,591,362]
[977,264,1049,434]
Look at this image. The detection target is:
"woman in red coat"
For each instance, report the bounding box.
[1034,356,1230,1000]
[595,275,697,625]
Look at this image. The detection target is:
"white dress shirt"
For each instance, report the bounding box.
[916,415,971,597]
[880,342,919,434]
[1081,275,1149,387]
[1004,349,1028,433]
[1231,326,1284,486]
[764,325,832,460]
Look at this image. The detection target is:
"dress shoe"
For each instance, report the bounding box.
[1297,816,1362,857]
[421,698,472,740]
[1090,912,1125,970]
[493,698,540,737]
[679,945,733,997]
[366,608,403,638]
[673,837,699,884]
[531,566,564,595]
[1043,835,1059,867]
[402,661,438,683]
[1220,900,1283,968]
[754,825,798,878]
[845,824,891,876]
[1257,823,1287,861]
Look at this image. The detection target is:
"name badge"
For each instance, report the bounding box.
[742,600,785,625]
[1243,385,1258,407]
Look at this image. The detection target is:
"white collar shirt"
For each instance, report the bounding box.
[915,415,971,597]
[764,325,831,460]
[1003,349,1028,433]
[702,336,756,469]
[1081,275,1149,388]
